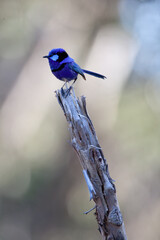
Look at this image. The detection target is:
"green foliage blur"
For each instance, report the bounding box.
[0,0,160,239]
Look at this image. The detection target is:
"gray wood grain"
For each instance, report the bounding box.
[56,88,127,240]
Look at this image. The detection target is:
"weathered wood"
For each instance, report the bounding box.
[55,88,127,240]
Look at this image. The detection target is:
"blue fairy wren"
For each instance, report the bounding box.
[43,48,106,93]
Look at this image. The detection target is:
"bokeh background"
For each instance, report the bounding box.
[0,0,160,239]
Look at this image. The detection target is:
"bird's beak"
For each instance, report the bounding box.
[43,55,49,58]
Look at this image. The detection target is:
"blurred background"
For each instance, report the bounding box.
[0,0,160,239]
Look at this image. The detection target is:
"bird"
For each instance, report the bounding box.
[43,48,106,95]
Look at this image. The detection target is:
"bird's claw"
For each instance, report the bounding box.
[61,86,72,98]
[61,87,65,96]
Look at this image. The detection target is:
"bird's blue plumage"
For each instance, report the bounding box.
[43,48,106,85]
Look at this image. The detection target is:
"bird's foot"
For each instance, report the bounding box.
[61,85,73,98]
[61,87,65,96]
[64,86,72,98]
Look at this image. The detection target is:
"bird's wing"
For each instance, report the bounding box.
[69,62,86,80]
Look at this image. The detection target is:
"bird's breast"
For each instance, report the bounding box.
[52,62,78,81]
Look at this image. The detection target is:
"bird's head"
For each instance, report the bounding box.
[43,48,69,63]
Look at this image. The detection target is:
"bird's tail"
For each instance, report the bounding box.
[82,69,106,79]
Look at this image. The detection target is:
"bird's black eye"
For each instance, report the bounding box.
[57,51,68,62]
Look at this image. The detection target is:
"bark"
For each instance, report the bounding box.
[55,88,127,240]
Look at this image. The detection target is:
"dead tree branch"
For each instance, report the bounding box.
[55,88,127,240]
